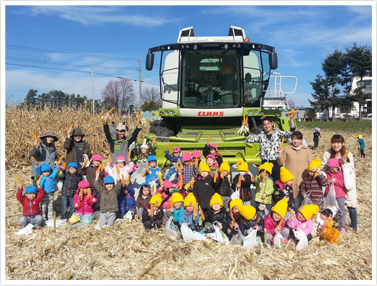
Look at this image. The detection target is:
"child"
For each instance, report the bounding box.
[273,167,294,212]
[83,154,105,211]
[227,198,243,237]
[141,155,160,189]
[232,159,253,205]
[205,154,219,176]
[192,163,216,212]
[325,158,347,233]
[357,135,365,158]
[192,150,202,166]
[137,142,156,163]
[287,204,318,242]
[64,128,92,170]
[313,206,337,237]
[179,193,202,232]
[136,183,152,211]
[17,183,45,229]
[203,143,223,167]
[106,156,134,184]
[299,158,328,207]
[60,162,82,220]
[167,192,185,231]
[38,163,60,221]
[164,146,182,180]
[215,161,233,211]
[69,181,97,225]
[181,152,197,185]
[93,172,122,228]
[313,127,321,149]
[238,205,264,242]
[142,193,164,230]
[254,162,274,216]
[203,193,230,237]
[264,198,290,245]
[117,182,136,219]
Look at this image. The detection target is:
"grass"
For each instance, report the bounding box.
[297,120,372,134]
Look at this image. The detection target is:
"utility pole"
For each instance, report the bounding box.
[138,60,142,111]
[91,68,94,114]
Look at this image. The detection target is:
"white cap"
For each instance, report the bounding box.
[140,144,148,149]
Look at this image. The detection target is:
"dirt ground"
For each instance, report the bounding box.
[3,127,373,281]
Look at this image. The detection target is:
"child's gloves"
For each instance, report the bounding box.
[89,197,97,204]
[74,202,85,208]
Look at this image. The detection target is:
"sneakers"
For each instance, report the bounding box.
[339,228,346,233]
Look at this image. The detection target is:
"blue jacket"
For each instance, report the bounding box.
[38,166,59,193]
[167,204,185,223]
[142,166,160,186]
[117,184,136,213]
[179,209,200,227]
[239,213,264,237]
[164,150,182,166]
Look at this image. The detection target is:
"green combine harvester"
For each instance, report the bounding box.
[143,26,296,167]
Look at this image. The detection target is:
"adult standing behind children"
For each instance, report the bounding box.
[102,114,142,163]
[321,134,358,232]
[244,113,297,181]
[277,131,312,212]
[30,130,59,181]
[64,128,92,172]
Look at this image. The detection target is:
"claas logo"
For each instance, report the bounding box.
[198,111,224,116]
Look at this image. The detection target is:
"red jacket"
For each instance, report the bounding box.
[264,212,286,235]
[17,188,45,217]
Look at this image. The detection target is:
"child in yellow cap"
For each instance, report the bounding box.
[232,159,253,205]
[228,198,243,237]
[264,198,290,245]
[287,204,318,243]
[214,161,233,211]
[203,193,231,237]
[192,163,216,212]
[167,192,185,232]
[299,158,328,207]
[238,205,264,243]
[273,166,294,212]
[179,193,203,232]
[254,162,274,217]
[142,193,164,230]
[357,135,365,158]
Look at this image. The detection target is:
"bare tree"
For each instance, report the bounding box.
[141,87,162,106]
[286,98,296,109]
[101,78,136,112]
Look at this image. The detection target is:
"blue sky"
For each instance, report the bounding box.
[3,4,374,107]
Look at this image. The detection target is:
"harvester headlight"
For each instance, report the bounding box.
[194,45,198,50]
[170,111,174,116]
[232,44,237,48]
[238,44,241,48]
[254,110,258,114]
[224,44,228,49]
[186,45,189,49]
[165,110,169,115]
[260,111,263,115]
[167,46,171,50]
[249,111,253,115]
[181,45,185,49]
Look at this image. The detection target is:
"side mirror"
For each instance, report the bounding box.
[146,53,154,71]
[269,51,278,70]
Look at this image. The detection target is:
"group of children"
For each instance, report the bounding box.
[17,136,348,247]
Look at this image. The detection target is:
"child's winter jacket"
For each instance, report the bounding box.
[117,184,136,213]
[17,188,45,217]
[73,189,97,215]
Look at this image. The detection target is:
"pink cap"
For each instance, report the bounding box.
[192,151,201,158]
[92,154,102,161]
[210,144,218,150]
[182,152,191,162]
[327,158,340,168]
[116,156,126,162]
[206,154,216,160]
[163,180,175,189]
[173,146,181,152]
[78,180,90,189]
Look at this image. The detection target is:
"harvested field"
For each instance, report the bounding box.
[3,107,373,281]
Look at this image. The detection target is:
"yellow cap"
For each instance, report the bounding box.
[307,158,321,172]
[209,193,223,207]
[238,205,257,221]
[230,198,242,211]
[271,198,288,218]
[358,135,363,139]
[298,204,319,220]
[280,166,294,183]
[199,162,211,173]
[184,193,197,207]
[219,161,230,173]
[171,192,184,205]
[150,193,163,207]
[236,159,249,172]
[258,162,273,174]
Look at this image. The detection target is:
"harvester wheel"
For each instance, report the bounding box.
[149,120,175,142]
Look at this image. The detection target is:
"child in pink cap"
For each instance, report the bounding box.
[83,154,105,212]
[105,155,134,184]
[69,180,97,225]
[203,143,223,166]
[181,152,197,186]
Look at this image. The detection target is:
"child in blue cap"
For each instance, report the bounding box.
[60,162,82,220]
[141,155,160,190]
[16,179,45,229]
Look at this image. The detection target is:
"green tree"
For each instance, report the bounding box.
[141,100,159,111]
[24,89,38,107]
[306,109,317,122]
[308,75,331,121]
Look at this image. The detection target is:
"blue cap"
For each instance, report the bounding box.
[25,186,37,194]
[40,163,52,172]
[147,155,157,162]
[68,162,78,169]
[103,176,115,184]
[140,182,151,189]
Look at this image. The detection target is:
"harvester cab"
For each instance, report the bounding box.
[144,26,296,167]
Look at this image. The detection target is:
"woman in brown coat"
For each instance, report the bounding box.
[63,128,92,172]
[277,131,312,212]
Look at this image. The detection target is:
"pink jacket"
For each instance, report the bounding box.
[105,163,134,184]
[156,187,173,210]
[73,190,97,215]
[264,212,286,235]
[287,216,312,236]
[325,170,346,198]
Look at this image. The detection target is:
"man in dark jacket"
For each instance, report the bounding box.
[60,162,82,219]
[64,128,92,173]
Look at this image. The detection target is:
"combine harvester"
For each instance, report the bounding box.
[144,26,297,168]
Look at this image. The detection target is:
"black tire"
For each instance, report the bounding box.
[149,119,175,142]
